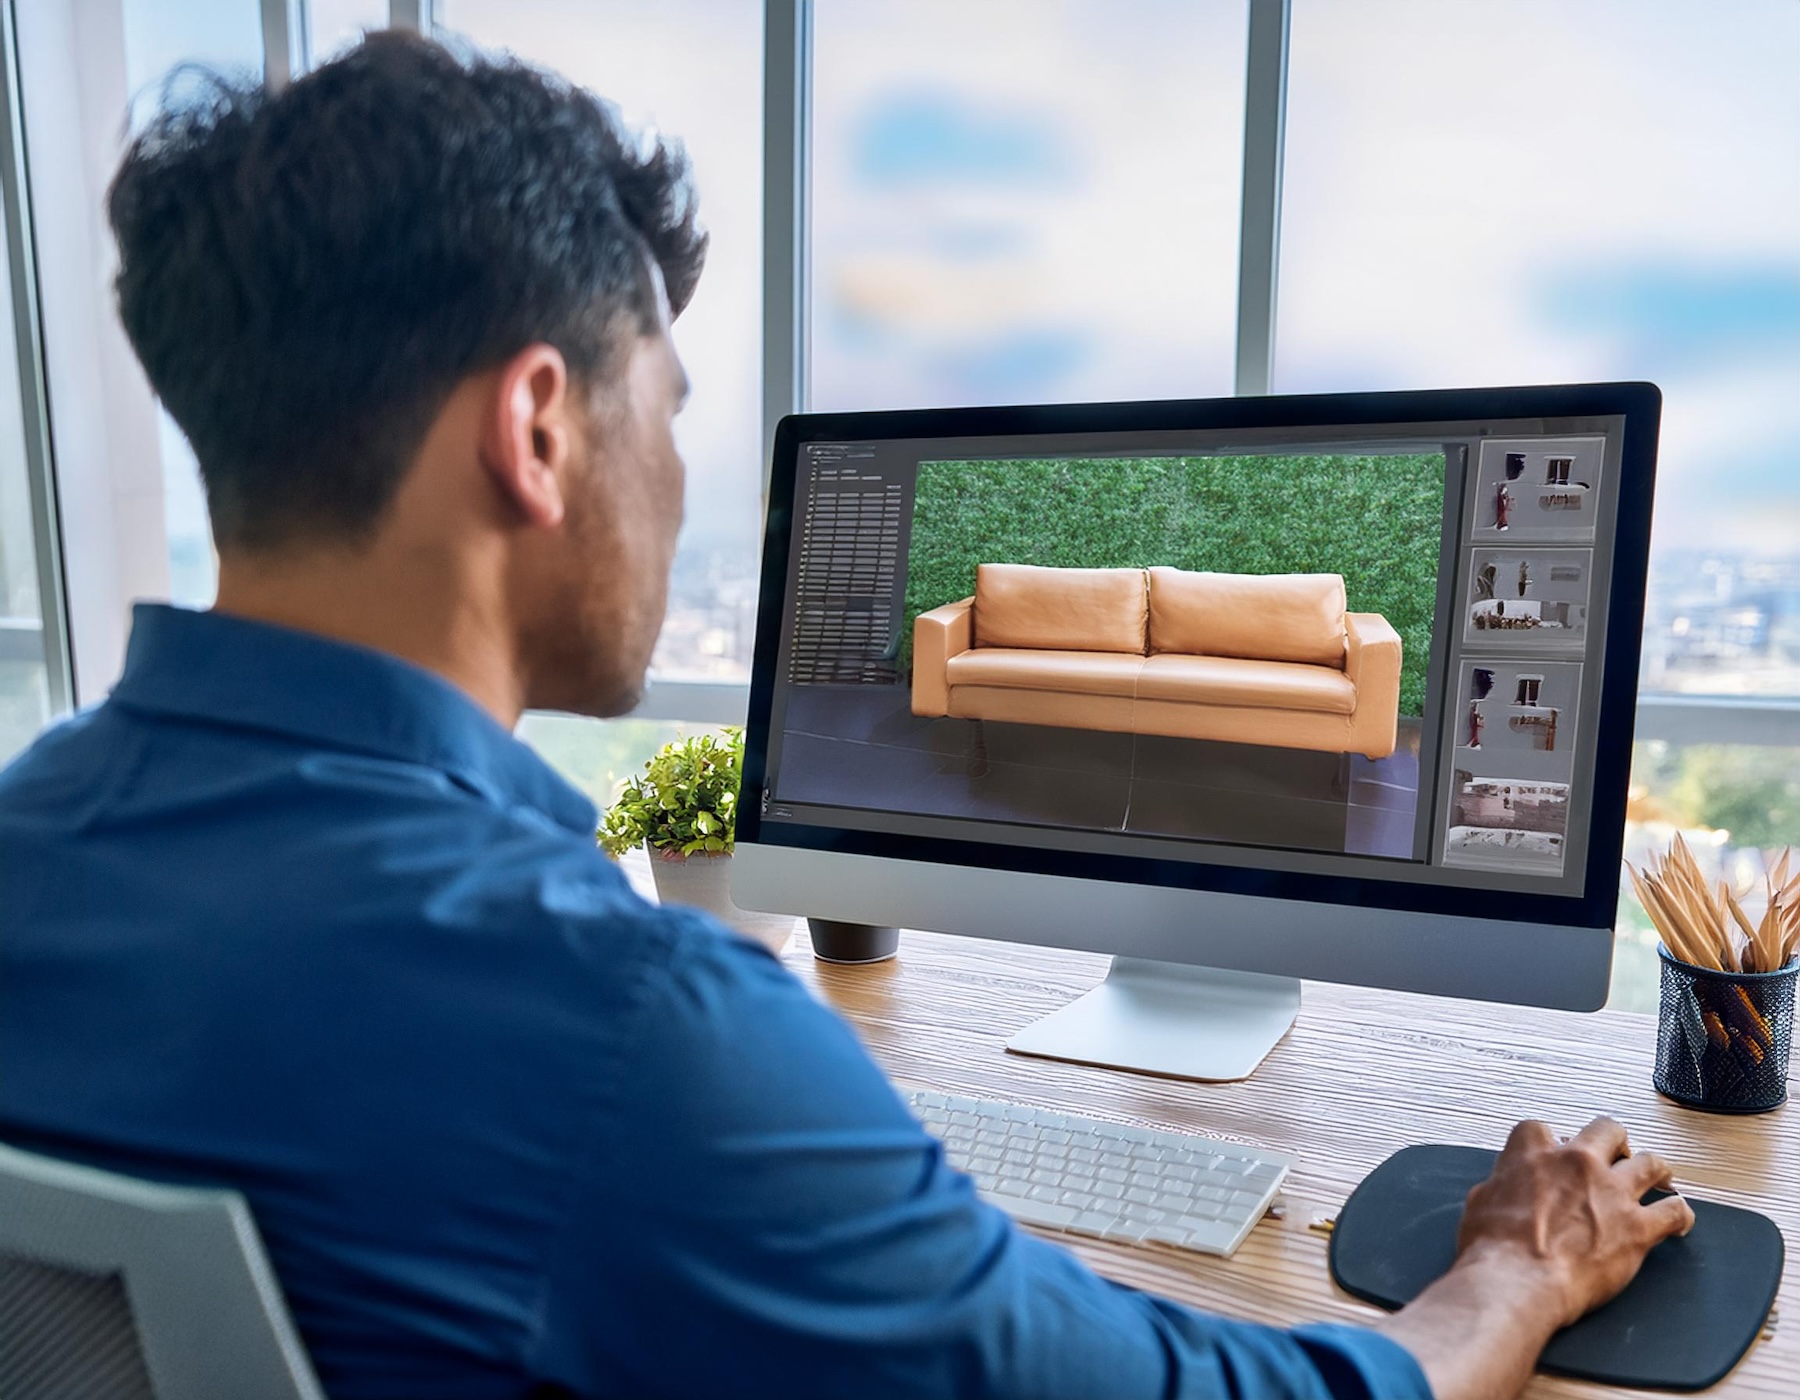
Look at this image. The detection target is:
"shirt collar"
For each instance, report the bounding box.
[110,603,598,837]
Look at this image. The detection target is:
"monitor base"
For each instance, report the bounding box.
[1005,957,1300,1082]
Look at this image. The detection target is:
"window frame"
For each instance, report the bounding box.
[0,0,74,717]
[4,0,1794,745]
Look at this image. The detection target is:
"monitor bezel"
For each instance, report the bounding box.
[738,381,1660,933]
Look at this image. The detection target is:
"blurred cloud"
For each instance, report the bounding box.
[854,90,1079,188]
[932,329,1093,402]
[810,1,1246,413]
[1541,263,1800,369]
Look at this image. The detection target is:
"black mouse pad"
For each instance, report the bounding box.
[1329,1144,1783,1391]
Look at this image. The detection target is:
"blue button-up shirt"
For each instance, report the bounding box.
[0,604,1430,1400]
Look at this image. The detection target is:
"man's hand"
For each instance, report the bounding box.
[1459,1117,1695,1328]
[1379,1116,1696,1400]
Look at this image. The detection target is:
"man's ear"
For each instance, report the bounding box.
[480,343,571,529]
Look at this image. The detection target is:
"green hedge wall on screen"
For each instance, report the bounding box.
[904,453,1446,718]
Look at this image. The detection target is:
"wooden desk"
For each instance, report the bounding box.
[780,925,1796,1399]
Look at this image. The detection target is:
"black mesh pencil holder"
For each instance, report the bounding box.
[1653,945,1797,1114]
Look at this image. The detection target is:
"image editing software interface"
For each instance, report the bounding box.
[758,413,1627,900]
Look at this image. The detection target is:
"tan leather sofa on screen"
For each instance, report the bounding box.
[911,563,1402,759]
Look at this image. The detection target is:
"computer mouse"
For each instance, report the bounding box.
[1328,1143,1783,1391]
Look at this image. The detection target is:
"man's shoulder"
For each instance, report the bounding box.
[0,704,129,823]
[0,703,109,782]
[0,689,743,981]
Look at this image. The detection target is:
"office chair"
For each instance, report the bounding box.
[0,1142,324,1400]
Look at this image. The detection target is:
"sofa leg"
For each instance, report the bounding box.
[968,719,989,779]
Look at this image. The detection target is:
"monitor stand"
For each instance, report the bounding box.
[1005,958,1301,1082]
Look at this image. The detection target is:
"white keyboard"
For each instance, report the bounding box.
[908,1089,1292,1257]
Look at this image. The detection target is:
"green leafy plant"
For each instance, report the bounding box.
[598,727,743,859]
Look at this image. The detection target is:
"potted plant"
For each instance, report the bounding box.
[598,728,793,953]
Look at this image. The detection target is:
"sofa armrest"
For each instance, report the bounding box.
[1344,612,1402,753]
[912,597,974,716]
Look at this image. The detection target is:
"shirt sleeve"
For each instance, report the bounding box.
[533,914,1434,1400]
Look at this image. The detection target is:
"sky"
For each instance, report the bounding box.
[123,0,1800,607]
[1277,0,1800,556]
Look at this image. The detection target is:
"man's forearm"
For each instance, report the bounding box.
[1376,1246,1568,1400]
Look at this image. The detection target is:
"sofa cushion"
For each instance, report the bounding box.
[1137,654,1357,714]
[1148,568,1346,667]
[947,648,1145,697]
[974,564,1147,654]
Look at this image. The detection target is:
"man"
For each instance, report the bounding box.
[0,34,1690,1400]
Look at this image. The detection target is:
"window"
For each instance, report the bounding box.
[809,0,1249,412]
[120,0,268,610]
[438,0,766,687]
[307,0,389,64]
[516,714,725,812]
[0,215,54,765]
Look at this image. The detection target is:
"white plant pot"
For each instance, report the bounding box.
[647,850,795,956]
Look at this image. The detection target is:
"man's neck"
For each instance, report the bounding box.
[213,545,527,729]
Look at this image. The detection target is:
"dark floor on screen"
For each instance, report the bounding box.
[772,685,1421,859]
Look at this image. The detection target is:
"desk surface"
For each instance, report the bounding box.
[776,924,1796,1399]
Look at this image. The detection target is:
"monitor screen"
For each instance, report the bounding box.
[740,385,1657,939]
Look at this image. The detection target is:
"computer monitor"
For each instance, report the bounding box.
[734,383,1659,1080]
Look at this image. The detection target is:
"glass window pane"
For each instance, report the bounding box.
[1278,0,1800,699]
[439,0,764,686]
[810,0,1248,412]
[0,220,52,765]
[122,0,268,610]
[122,0,264,91]
[1614,739,1800,1010]
[517,712,728,816]
[306,0,388,64]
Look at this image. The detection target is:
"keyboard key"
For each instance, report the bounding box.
[1177,1219,1243,1253]
[996,1193,1077,1229]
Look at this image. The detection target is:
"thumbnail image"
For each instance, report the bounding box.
[1463,548,1591,648]
[773,452,1449,862]
[1470,438,1605,543]
[1444,773,1570,874]
[1456,658,1581,770]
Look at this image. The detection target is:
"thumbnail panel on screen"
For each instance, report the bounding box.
[773,452,1444,864]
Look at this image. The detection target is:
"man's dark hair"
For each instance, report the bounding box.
[108,33,706,550]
